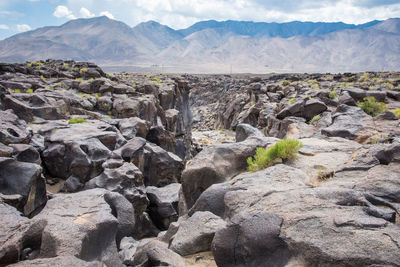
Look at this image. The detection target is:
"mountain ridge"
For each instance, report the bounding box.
[0,16,399,73]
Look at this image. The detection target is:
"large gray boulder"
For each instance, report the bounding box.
[0,109,32,145]
[3,93,69,122]
[117,117,150,140]
[85,158,147,213]
[0,202,31,265]
[8,256,103,267]
[146,183,181,230]
[41,121,118,189]
[116,137,184,187]
[181,136,276,209]
[212,210,289,267]
[0,157,46,216]
[132,240,188,267]
[31,189,133,266]
[169,211,226,256]
[192,163,400,266]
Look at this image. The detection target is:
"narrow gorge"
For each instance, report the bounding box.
[1,60,400,266]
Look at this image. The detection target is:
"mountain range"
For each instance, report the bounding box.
[0,16,399,73]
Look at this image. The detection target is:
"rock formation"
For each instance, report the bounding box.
[1,60,399,266]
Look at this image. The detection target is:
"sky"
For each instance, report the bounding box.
[0,0,400,40]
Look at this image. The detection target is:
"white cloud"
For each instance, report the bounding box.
[99,11,114,19]
[53,5,76,19]
[17,24,31,32]
[0,24,9,30]
[80,7,95,18]
[59,0,400,29]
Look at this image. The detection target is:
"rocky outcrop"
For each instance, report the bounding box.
[169,211,226,256]
[0,157,46,216]
[181,133,276,209]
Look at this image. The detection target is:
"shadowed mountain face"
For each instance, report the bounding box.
[0,16,399,73]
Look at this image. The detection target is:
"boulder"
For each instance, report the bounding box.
[116,137,184,187]
[0,202,31,265]
[8,256,103,267]
[338,91,357,106]
[9,144,41,165]
[212,211,289,267]
[321,105,374,141]
[3,93,69,122]
[118,117,150,140]
[170,211,226,256]
[181,136,276,209]
[96,96,113,112]
[276,100,304,119]
[303,99,327,120]
[32,189,134,266]
[235,123,265,142]
[0,157,46,216]
[41,121,117,186]
[85,159,148,217]
[0,110,32,145]
[191,163,400,266]
[146,183,181,230]
[118,237,140,266]
[375,110,398,120]
[132,240,188,267]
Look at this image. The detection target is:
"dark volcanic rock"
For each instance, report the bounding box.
[0,157,46,216]
[32,189,133,266]
[41,121,117,187]
[132,240,188,267]
[146,183,181,230]
[116,137,184,187]
[170,211,226,256]
[0,109,32,145]
[181,135,276,209]
[212,210,289,267]
[8,256,103,267]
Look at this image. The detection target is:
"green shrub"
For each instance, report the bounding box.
[282,80,291,86]
[80,68,88,73]
[288,98,295,103]
[357,96,387,117]
[40,75,47,83]
[247,139,303,172]
[393,108,400,119]
[328,90,338,99]
[309,114,321,125]
[26,89,34,93]
[68,118,87,124]
[76,78,83,83]
[13,89,21,93]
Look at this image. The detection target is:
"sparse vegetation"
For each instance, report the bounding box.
[40,75,47,83]
[13,89,21,93]
[68,118,88,124]
[357,96,387,117]
[247,139,303,172]
[80,68,88,73]
[309,114,322,125]
[328,89,338,99]
[288,97,295,103]
[26,89,34,93]
[393,108,400,119]
[282,79,291,86]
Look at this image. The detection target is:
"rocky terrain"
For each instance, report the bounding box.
[1,60,400,266]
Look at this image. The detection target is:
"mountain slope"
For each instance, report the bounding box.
[177,20,382,38]
[0,17,399,73]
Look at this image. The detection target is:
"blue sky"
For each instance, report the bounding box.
[1,0,400,40]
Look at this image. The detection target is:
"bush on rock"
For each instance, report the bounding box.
[247,139,302,172]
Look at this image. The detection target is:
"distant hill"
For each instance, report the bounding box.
[0,16,399,73]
